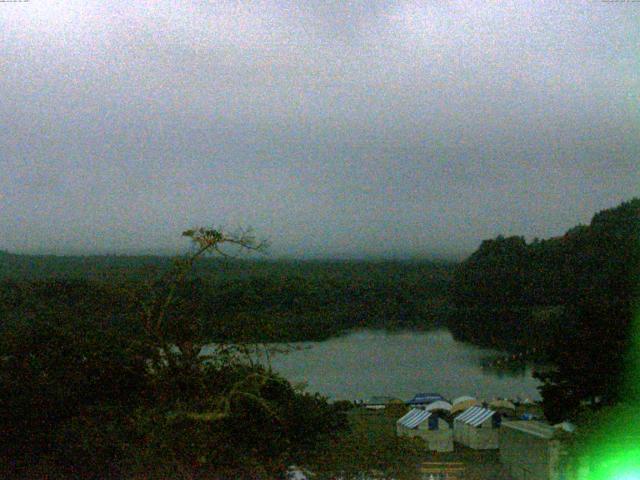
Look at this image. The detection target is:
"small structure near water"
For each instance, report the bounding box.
[364,396,400,410]
[396,408,454,452]
[407,392,445,407]
[500,420,573,480]
[453,406,501,450]
[424,400,453,413]
[451,396,481,414]
[489,398,517,416]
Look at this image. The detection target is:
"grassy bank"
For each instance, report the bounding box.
[304,407,513,479]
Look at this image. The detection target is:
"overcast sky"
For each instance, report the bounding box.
[1,1,638,259]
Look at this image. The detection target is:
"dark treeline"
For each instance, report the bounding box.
[2,198,637,433]
[0,251,454,283]
[0,251,452,478]
[0,230,362,479]
[0,257,454,343]
[449,198,640,421]
[449,198,640,352]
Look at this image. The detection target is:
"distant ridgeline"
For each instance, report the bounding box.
[1,198,637,348]
[448,198,640,355]
[0,252,454,342]
[0,250,176,280]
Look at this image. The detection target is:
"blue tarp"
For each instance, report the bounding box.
[407,392,445,405]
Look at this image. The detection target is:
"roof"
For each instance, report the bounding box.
[553,421,576,433]
[397,408,432,429]
[408,393,444,405]
[425,400,453,412]
[368,396,397,405]
[455,406,495,426]
[452,396,476,405]
[489,399,516,410]
[451,399,481,414]
[501,420,556,439]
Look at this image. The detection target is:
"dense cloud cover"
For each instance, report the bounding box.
[1,1,638,258]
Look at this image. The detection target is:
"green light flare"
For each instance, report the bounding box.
[575,242,640,479]
[624,303,640,400]
[576,416,640,480]
[615,474,640,480]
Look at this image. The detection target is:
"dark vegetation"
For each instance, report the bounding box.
[0,199,637,477]
[449,198,640,421]
[0,255,454,342]
[0,229,352,479]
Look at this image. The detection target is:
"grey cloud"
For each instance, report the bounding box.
[0,1,638,258]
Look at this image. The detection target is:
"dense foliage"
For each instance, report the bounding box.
[0,231,352,479]
[0,259,453,342]
[2,198,637,476]
[0,311,348,478]
[450,198,640,420]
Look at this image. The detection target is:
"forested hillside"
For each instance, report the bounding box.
[0,230,355,479]
[449,198,640,420]
[449,198,638,352]
[0,256,454,342]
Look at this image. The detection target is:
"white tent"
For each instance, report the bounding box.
[489,399,516,411]
[451,398,481,414]
[424,400,453,413]
[452,395,476,405]
[453,406,501,450]
[396,409,453,452]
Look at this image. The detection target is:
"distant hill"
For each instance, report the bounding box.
[448,197,640,352]
[0,250,199,280]
[0,251,456,342]
[0,250,454,282]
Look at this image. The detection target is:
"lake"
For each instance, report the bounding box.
[211,329,542,402]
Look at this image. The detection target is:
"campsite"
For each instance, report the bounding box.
[335,394,572,480]
[1,1,638,477]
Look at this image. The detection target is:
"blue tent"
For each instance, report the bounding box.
[407,392,445,406]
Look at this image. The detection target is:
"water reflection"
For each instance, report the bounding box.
[477,354,533,376]
[228,329,543,401]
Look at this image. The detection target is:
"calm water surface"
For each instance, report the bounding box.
[207,329,542,401]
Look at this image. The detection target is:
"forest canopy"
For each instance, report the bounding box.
[449,198,640,421]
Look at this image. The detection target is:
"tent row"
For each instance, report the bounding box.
[396,409,454,452]
[368,392,519,412]
[396,405,502,452]
[405,393,517,413]
[396,402,576,480]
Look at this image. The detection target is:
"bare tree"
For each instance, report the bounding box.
[134,227,288,424]
[139,227,268,370]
